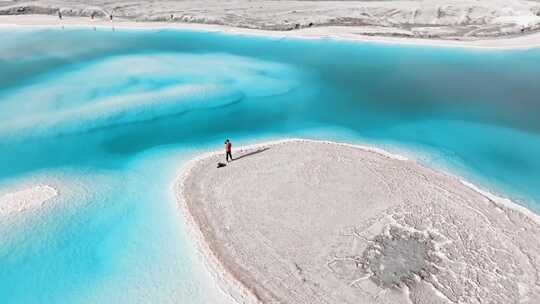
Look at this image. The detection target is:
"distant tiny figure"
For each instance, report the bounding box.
[110,13,113,21]
[58,10,62,20]
[225,139,233,162]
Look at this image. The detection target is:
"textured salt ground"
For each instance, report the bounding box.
[4,15,540,49]
[1,1,540,39]
[177,140,540,304]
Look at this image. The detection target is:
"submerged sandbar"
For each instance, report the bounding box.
[176,139,540,303]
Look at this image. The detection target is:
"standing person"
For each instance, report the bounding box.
[225,139,233,162]
[58,10,62,20]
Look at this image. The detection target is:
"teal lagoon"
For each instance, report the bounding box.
[0,28,539,303]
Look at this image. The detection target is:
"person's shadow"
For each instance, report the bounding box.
[233,147,270,161]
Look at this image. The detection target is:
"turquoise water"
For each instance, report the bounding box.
[1,28,539,303]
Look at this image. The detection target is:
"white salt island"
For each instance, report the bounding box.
[176,139,540,304]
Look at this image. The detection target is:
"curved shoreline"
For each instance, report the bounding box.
[174,150,263,304]
[2,15,540,50]
[174,138,540,303]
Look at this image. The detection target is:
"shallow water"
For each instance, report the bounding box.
[0,28,539,303]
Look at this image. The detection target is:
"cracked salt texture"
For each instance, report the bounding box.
[178,140,540,304]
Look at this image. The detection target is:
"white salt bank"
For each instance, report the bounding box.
[176,140,540,304]
[0,184,58,217]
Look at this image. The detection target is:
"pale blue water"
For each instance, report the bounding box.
[0,28,539,303]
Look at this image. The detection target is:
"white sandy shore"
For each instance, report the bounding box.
[3,15,540,49]
[0,184,58,217]
[175,139,540,304]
